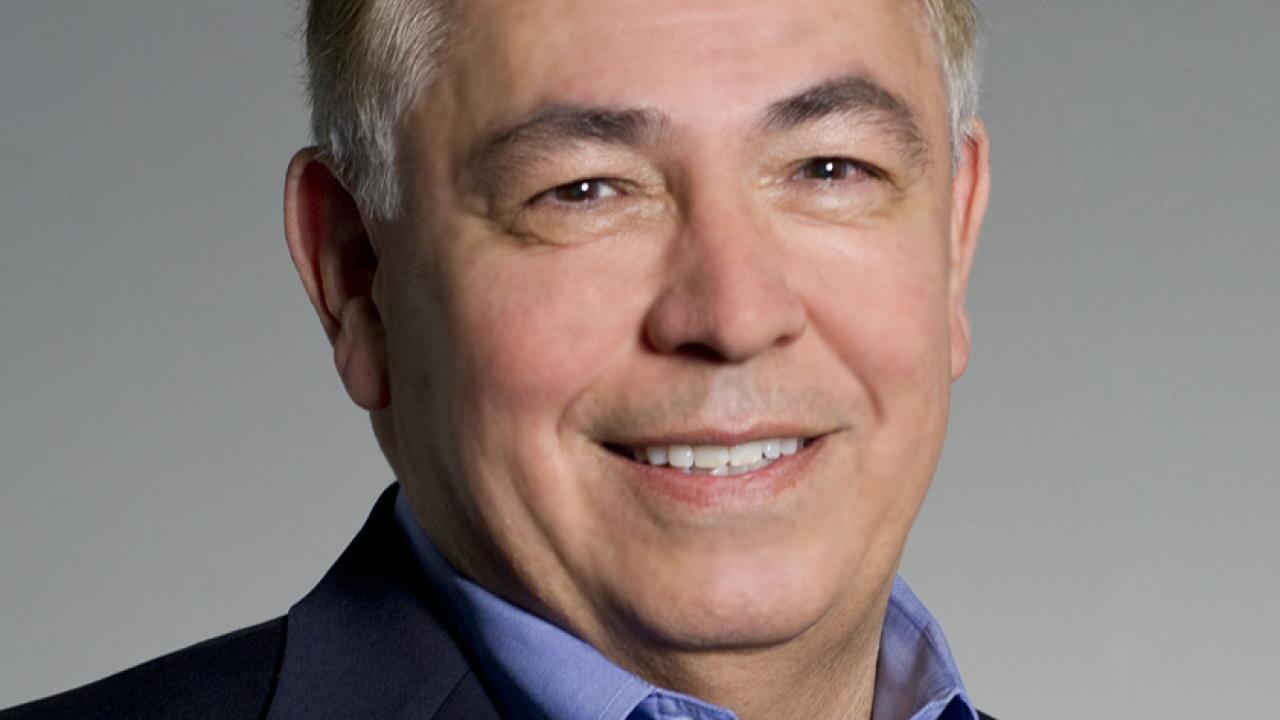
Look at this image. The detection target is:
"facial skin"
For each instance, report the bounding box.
[285,0,989,717]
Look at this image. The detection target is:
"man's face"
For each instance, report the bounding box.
[376,0,983,660]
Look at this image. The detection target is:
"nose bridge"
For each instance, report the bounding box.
[686,191,779,308]
[644,180,807,362]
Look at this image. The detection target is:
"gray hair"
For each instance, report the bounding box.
[304,0,982,222]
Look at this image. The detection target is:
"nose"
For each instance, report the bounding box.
[643,191,807,363]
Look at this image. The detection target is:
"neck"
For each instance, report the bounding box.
[608,584,894,720]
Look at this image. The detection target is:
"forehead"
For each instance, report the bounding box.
[443,0,948,145]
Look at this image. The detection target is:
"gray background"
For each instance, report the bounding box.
[2,2,1277,717]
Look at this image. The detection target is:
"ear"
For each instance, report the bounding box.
[284,148,390,410]
[947,119,991,381]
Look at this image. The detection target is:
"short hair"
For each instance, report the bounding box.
[304,0,982,222]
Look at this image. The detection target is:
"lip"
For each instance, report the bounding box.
[601,424,828,449]
[601,433,829,511]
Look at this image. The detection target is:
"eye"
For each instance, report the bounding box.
[535,178,622,207]
[793,157,880,183]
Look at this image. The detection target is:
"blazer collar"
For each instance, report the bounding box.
[266,484,500,720]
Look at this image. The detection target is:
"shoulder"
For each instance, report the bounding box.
[0,617,286,720]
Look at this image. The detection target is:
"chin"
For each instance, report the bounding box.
[607,545,853,653]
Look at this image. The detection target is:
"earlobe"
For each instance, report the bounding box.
[283,148,390,410]
[333,295,391,410]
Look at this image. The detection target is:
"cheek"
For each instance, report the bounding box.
[805,229,953,394]
[439,243,661,582]
[812,226,954,519]
[449,245,645,420]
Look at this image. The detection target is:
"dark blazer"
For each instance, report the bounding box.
[1,486,996,720]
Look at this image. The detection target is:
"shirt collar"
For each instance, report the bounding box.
[394,492,672,720]
[394,489,975,720]
[873,577,978,720]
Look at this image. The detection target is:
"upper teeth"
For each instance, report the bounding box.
[630,438,804,475]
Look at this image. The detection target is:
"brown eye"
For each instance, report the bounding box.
[542,179,621,205]
[795,158,872,182]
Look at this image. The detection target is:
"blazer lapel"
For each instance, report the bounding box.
[266,485,501,720]
[432,672,503,720]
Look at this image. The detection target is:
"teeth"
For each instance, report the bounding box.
[628,438,806,474]
[729,441,762,467]
[668,445,694,469]
[645,445,668,466]
[693,446,730,469]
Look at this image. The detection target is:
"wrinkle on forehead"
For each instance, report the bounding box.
[423,0,951,201]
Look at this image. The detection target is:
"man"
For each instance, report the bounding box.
[2,0,992,718]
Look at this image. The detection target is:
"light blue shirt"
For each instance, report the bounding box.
[395,491,977,720]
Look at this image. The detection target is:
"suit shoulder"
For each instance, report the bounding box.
[1,617,287,720]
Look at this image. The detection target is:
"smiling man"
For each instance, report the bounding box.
[2,1,991,719]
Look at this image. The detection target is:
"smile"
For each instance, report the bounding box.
[605,436,811,476]
[601,432,827,509]
[628,438,807,476]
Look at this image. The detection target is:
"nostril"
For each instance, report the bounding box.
[670,341,736,363]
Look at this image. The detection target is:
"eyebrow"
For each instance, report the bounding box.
[461,73,928,194]
[462,105,669,193]
[760,73,928,164]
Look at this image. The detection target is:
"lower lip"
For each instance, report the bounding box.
[609,437,824,511]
